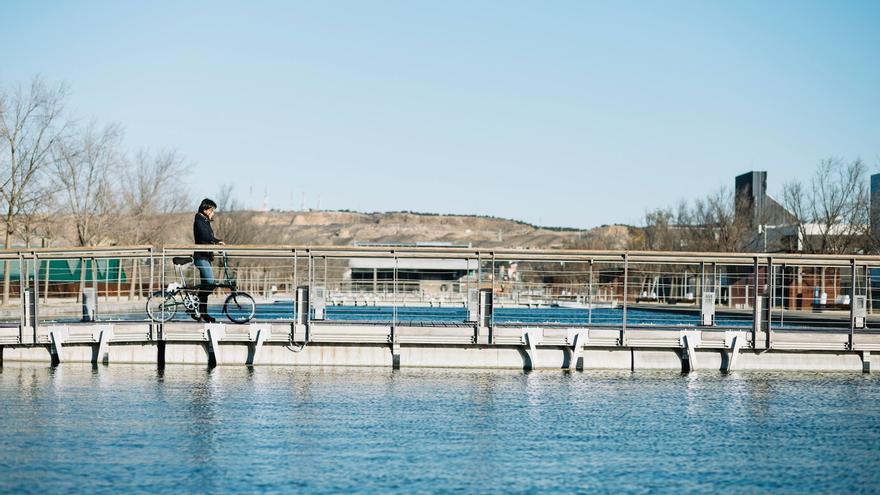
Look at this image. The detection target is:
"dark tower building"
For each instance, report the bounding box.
[735,171,767,228]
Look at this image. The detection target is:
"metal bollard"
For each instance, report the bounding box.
[21,287,37,344]
[700,291,715,326]
[467,288,479,322]
[295,286,309,325]
[312,286,326,320]
[82,287,97,322]
[853,295,867,329]
[479,288,493,328]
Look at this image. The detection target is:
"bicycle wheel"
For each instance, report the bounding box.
[224,292,256,324]
[146,290,178,322]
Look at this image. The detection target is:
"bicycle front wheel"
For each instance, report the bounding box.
[224,292,256,324]
[146,291,178,322]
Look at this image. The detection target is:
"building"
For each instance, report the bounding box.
[735,170,880,254]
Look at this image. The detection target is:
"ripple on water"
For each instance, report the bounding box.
[0,365,879,494]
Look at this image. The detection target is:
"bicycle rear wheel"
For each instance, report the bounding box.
[224,292,256,324]
[146,291,178,322]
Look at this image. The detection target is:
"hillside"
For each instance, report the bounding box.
[16,210,634,250]
[158,210,632,249]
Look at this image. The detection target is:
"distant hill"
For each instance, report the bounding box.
[163,210,634,249]
[22,210,635,250]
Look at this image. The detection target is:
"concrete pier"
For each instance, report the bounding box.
[1,321,875,372]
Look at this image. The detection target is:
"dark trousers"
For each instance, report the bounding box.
[194,258,215,316]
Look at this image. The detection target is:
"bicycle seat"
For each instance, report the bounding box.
[172,256,193,266]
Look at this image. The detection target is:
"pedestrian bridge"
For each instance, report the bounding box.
[1,245,878,372]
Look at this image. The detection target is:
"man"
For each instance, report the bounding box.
[193,198,225,323]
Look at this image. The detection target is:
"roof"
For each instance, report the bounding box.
[349,258,477,270]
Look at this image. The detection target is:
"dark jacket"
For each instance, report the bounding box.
[193,212,222,261]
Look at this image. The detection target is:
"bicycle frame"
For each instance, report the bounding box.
[214,252,238,290]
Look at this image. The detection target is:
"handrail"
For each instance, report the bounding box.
[0,243,875,266]
[0,246,154,258]
[159,244,880,266]
[0,243,875,265]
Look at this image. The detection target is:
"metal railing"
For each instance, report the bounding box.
[2,244,878,348]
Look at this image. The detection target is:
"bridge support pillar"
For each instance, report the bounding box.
[94,325,114,365]
[206,324,225,366]
[49,326,69,365]
[391,342,401,369]
[862,351,872,373]
[523,328,542,370]
[248,324,270,365]
[567,329,588,371]
[723,331,747,372]
[679,330,701,373]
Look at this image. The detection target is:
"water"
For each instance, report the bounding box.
[1,365,879,494]
[233,304,842,329]
[22,301,844,329]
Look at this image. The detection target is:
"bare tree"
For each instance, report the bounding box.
[685,187,751,252]
[0,77,70,304]
[783,158,869,254]
[53,122,124,246]
[215,183,237,212]
[119,148,190,245]
[211,184,265,245]
[638,202,689,251]
[636,186,759,253]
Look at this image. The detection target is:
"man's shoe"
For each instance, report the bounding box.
[201,314,217,323]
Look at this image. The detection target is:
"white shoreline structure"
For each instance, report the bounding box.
[0,244,878,373]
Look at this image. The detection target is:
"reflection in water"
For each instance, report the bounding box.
[186,369,219,481]
[747,376,773,420]
[1,365,879,494]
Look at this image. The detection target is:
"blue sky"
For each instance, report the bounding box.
[2,0,878,228]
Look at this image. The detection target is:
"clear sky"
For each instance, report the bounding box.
[2,0,878,228]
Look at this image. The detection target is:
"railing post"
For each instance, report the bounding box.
[700,261,705,302]
[392,252,398,329]
[18,254,26,330]
[293,249,298,320]
[391,251,399,367]
[752,256,760,348]
[19,253,37,344]
[621,253,628,346]
[766,257,774,349]
[159,249,165,332]
[850,259,857,350]
[32,252,39,331]
[490,252,496,328]
[477,251,482,294]
[92,257,99,317]
[588,259,593,325]
[144,250,151,300]
[307,249,313,322]
[780,263,786,327]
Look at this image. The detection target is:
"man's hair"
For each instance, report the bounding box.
[198,198,218,213]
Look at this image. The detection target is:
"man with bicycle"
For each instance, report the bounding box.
[193,198,225,323]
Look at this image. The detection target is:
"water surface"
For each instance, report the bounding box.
[1,365,878,494]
